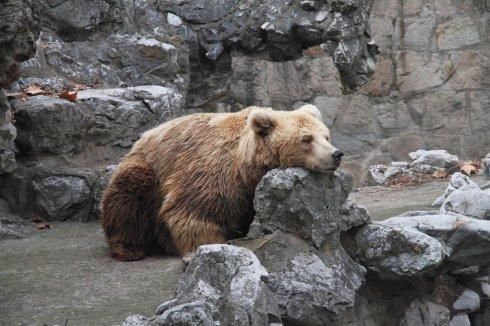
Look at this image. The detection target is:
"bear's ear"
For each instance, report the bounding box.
[297,104,322,120]
[248,108,276,136]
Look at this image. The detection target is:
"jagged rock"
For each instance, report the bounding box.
[348,223,447,279]
[0,198,29,239]
[339,199,370,231]
[78,86,185,147]
[32,175,92,221]
[400,299,450,326]
[159,0,377,92]
[154,244,280,326]
[0,0,40,174]
[249,168,365,324]
[253,168,348,248]
[12,96,95,155]
[441,187,490,220]
[12,86,184,155]
[121,314,149,326]
[365,162,411,186]
[409,149,459,173]
[153,301,217,326]
[432,172,480,207]
[381,214,490,268]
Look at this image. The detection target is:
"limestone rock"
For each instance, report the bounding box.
[155,244,280,326]
[409,150,459,173]
[32,175,92,221]
[249,168,366,324]
[253,168,344,248]
[432,172,480,207]
[441,187,490,220]
[339,199,371,231]
[452,289,480,313]
[12,96,95,155]
[349,223,447,279]
[381,214,490,267]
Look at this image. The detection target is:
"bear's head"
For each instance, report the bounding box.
[247,104,343,173]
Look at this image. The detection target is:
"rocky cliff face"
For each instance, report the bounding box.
[215,0,490,186]
[0,0,376,221]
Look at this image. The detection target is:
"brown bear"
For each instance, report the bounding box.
[101,105,343,260]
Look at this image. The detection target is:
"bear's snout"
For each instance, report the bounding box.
[332,150,344,165]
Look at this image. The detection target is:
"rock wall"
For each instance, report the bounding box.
[0,0,377,220]
[219,0,490,186]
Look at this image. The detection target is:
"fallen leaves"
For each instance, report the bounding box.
[5,83,83,102]
[23,84,50,96]
[432,169,448,179]
[459,161,480,176]
[59,90,78,101]
[35,222,52,230]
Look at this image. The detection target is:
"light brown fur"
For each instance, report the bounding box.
[101,105,339,260]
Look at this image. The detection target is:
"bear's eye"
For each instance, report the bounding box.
[325,135,330,141]
[301,135,313,143]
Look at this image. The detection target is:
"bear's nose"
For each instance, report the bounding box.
[332,150,344,163]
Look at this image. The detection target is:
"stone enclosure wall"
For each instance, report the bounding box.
[222,0,489,185]
[0,0,488,221]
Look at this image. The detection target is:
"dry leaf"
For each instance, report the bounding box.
[432,169,447,179]
[59,90,78,101]
[24,84,46,96]
[36,222,51,230]
[460,164,477,176]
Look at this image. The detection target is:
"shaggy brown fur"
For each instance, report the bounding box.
[101,105,339,260]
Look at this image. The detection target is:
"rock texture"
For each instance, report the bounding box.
[0,0,40,174]
[365,149,459,186]
[209,0,489,186]
[124,168,490,325]
[432,172,490,220]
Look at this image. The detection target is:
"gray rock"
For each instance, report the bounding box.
[453,289,480,313]
[482,154,490,179]
[381,214,490,267]
[159,0,377,92]
[0,212,29,239]
[365,164,388,186]
[249,168,365,324]
[32,175,92,221]
[441,187,490,220]
[12,96,95,155]
[78,86,185,148]
[450,315,471,326]
[432,172,480,207]
[153,301,217,326]
[400,299,450,326]
[409,149,459,173]
[122,314,149,326]
[349,223,447,279]
[253,168,345,248]
[155,244,280,326]
[339,199,371,231]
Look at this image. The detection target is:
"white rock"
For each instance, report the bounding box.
[167,13,182,26]
[453,289,480,312]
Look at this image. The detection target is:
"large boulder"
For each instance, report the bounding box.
[152,244,280,326]
[245,168,366,324]
[348,223,447,279]
[381,214,490,268]
[409,149,459,173]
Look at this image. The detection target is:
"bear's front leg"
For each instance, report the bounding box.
[158,207,227,256]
